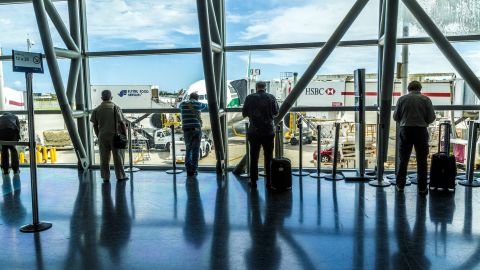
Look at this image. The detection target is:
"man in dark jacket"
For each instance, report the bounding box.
[393,81,436,195]
[0,113,20,175]
[242,81,279,188]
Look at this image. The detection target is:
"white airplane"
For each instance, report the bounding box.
[0,50,25,111]
[181,79,244,130]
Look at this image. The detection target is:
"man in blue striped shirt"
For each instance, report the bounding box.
[180,92,208,176]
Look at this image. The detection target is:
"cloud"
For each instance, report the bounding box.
[230,0,379,44]
[86,0,199,49]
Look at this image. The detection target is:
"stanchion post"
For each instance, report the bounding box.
[325,123,345,181]
[166,125,183,174]
[459,121,480,187]
[293,120,309,176]
[125,123,140,173]
[310,125,326,178]
[20,72,52,233]
[241,123,250,178]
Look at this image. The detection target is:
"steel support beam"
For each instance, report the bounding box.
[196,0,225,172]
[402,0,480,99]
[78,0,93,166]
[69,0,89,169]
[375,0,399,182]
[44,0,79,52]
[234,0,370,173]
[207,0,221,45]
[66,58,81,105]
[32,0,89,169]
[54,48,80,59]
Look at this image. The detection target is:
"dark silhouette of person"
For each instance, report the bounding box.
[100,181,132,264]
[210,176,230,270]
[245,189,292,270]
[63,171,100,270]
[183,177,207,248]
[0,174,26,226]
[392,193,430,269]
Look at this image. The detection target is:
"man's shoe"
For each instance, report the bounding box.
[117,177,129,181]
[13,170,20,175]
[395,185,404,192]
[418,188,429,196]
[3,169,9,175]
[187,171,195,177]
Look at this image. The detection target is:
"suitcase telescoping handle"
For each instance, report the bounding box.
[437,122,451,154]
[275,124,283,158]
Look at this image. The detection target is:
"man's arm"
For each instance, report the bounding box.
[393,99,401,122]
[117,108,127,135]
[272,96,279,117]
[242,96,250,118]
[90,110,99,136]
[425,98,436,124]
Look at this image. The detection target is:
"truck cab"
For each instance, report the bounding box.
[153,128,172,150]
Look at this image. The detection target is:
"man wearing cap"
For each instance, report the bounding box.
[90,90,128,182]
[180,92,208,176]
[242,81,279,188]
[394,81,436,195]
[0,112,20,175]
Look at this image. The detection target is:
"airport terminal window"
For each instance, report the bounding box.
[225,0,379,45]
[88,54,203,110]
[85,0,200,51]
[398,1,480,38]
[226,47,378,108]
[0,2,69,53]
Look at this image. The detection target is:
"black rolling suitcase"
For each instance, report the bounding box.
[270,125,292,191]
[429,122,456,191]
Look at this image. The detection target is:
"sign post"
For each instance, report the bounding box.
[12,50,52,232]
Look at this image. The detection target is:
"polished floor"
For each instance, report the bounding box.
[0,168,480,269]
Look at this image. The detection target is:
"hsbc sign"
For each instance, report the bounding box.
[305,87,337,96]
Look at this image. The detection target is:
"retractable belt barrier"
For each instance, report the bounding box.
[166,125,183,174]
[459,121,480,187]
[240,122,250,178]
[325,123,345,181]
[293,120,309,176]
[125,123,140,173]
[310,125,326,179]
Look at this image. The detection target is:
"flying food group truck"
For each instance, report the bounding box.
[90,85,170,109]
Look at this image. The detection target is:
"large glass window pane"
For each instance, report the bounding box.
[86,0,200,51]
[226,0,379,45]
[92,112,217,168]
[227,47,379,108]
[399,1,480,38]
[0,2,69,53]
[89,54,203,109]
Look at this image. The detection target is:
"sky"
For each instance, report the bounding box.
[1,0,480,93]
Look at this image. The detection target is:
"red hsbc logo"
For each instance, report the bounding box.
[326,88,336,95]
[305,87,337,96]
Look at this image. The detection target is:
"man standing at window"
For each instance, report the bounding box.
[0,112,20,175]
[90,90,128,182]
[393,81,436,195]
[242,81,279,189]
[180,92,208,177]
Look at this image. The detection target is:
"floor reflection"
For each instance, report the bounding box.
[64,171,99,270]
[184,176,207,248]
[393,193,429,269]
[100,180,132,264]
[1,174,26,226]
[245,187,292,270]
